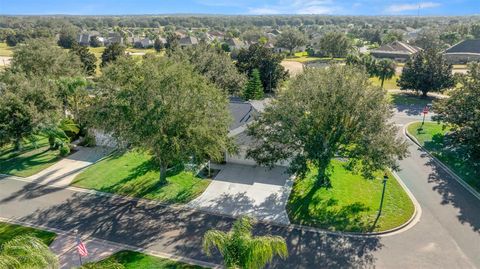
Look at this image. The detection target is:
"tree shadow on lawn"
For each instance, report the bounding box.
[16,188,382,268]
[92,155,206,204]
[391,92,437,116]
[288,185,372,233]
[0,147,60,175]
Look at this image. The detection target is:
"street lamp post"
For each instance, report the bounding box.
[371,173,389,231]
[378,173,389,217]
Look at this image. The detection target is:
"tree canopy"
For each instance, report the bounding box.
[203,217,288,269]
[243,69,264,100]
[236,43,288,93]
[0,235,59,269]
[10,38,82,78]
[275,28,307,55]
[433,63,480,159]
[398,48,454,97]
[318,32,351,58]
[90,57,233,184]
[172,43,247,95]
[247,65,407,186]
[101,42,126,67]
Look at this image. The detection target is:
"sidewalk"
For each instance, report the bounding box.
[50,234,123,268]
[25,146,111,188]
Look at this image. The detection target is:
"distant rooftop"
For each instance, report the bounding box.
[445,39,480,55]
[371,41,421,55]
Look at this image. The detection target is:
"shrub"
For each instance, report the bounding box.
[59,145,70,156]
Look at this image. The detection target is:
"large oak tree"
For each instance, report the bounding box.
[247,65,408,187]
[91,57,233,184]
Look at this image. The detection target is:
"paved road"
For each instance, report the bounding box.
[0,105,479,268]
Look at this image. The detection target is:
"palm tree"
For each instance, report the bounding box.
[203,216,288,269]
[376,59,396,89]
[44,118,80,152]
[0,235,59,269]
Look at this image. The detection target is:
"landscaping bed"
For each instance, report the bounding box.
[0,222,56,246]
[407,121,480,192]
[0,137,61,177]
[84,250,206,269]
[287,159,415,232]
[71,150,211,204]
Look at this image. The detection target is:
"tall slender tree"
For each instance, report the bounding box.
[243,69,264,100]
[376,59,396,89]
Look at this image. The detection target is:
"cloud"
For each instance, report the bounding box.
[386,1,440,13]
[248,0,336,14]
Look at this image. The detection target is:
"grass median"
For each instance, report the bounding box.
[407,121,480,192]
[84,250,206,269]
[0,222,56,246]
[287,159,415,232]
[71,150,211,204]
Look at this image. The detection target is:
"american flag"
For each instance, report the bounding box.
[76,236,88,257]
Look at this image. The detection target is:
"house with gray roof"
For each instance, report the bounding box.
[443,39,480,64]
[225,38,247,50]
[370,41,421,62]
[226,98,280,166]
[179,36,199,47]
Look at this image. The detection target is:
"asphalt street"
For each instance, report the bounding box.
[0,103,478,268]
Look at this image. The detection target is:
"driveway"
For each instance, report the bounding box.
[188,163,293,224]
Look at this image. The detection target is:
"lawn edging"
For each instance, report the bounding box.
[285,168,420,237]
[2,172,419,238]
[0,216,221,269]
[404,122,480,200]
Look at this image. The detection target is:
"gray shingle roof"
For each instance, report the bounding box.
[371,41,421,55]
[445,39,480,54]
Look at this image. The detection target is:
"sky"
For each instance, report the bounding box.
[0,0,478,16]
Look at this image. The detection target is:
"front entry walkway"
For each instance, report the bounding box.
[188,163,293,224]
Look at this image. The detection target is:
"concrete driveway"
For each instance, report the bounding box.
[188,163,293,224]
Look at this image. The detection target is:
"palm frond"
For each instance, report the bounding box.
[202,230,229,257]
[1,235,59,269]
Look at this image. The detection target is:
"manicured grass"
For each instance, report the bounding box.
[370,75,399,90]
[287,160,415,232]
[72,150,211,204]
[387,91,437,107]
[0,222,56,246]
[407,122,480,191]
[85,250,206,269]
[0,42,13,57]
[0,137,61,177]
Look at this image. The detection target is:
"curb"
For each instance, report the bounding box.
[0,170,419,238]
[404,122,480,201]
[0,216,222,269]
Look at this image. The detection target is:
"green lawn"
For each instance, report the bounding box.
[387,91,437,107]
[287,160,415,232]
[407,122,480,191]
[84,250,205,269]
[0,42,13,57]
[72,150,211,204]
[0,222,56,246]
[370,75,399,90]
[0,137,61,177]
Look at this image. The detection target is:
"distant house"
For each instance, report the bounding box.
[133,37,154,48]
[104,32,123,46]
[443,39,480,64]
[370,41,421,61]
[179,36,199,47]
[77,31,102,46]
[225,38,247,50]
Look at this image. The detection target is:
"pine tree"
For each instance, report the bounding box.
[243,69,264,100]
